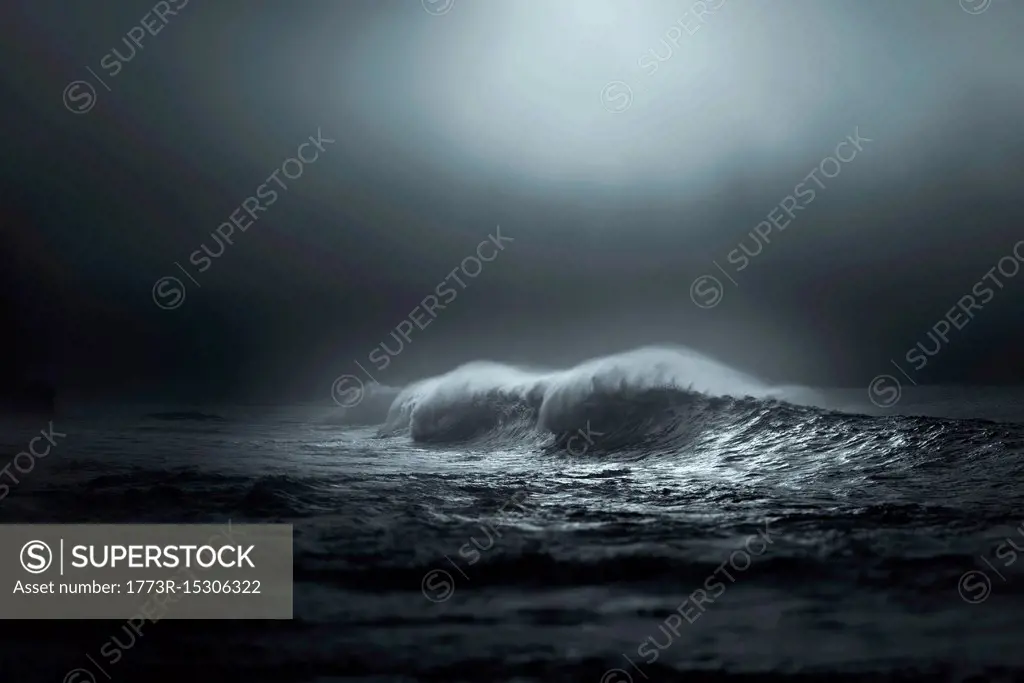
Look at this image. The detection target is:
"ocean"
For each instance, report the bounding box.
[3,347,1024,682]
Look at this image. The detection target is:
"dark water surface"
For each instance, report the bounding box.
[2,386,1024,682]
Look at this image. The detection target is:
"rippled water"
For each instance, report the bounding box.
[2,387,1024,682]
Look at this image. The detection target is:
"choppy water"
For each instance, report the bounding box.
[3,379,1024,682]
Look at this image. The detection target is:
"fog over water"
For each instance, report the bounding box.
[3,0,1022,399]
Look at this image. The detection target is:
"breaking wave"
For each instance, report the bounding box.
[377,346,824,450]
[371,346,1024,471]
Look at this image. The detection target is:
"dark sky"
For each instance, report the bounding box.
[2,0,1023,402]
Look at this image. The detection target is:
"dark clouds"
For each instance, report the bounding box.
[2,0,1022,400]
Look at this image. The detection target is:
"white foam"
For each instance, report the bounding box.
[382,345,812,435]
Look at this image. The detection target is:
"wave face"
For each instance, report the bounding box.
[378,346,826,451]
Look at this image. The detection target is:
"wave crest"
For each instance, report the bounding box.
[379,346,813,450]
